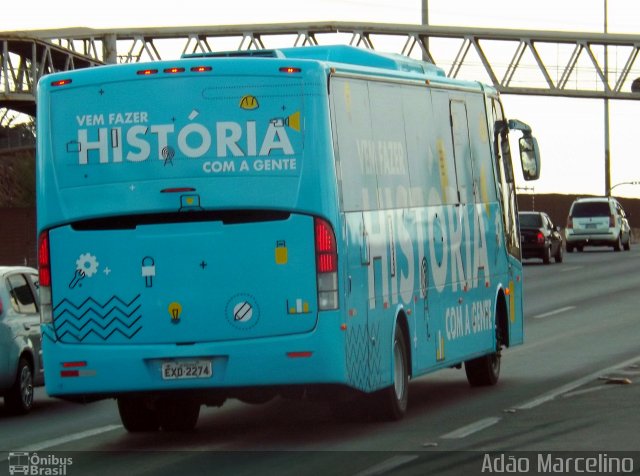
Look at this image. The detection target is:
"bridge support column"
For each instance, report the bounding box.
[103,34,118,64]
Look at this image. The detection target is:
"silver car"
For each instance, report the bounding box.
[0,266,44,414]
[565,197,631,252]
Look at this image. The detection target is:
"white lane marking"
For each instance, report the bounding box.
[532,306,576,319]
[562,386,612,399]
[559,266,582,272]
[515,355,640,410]
[354,455,419,476]
[440,417,501,439]
[11,424,122,453]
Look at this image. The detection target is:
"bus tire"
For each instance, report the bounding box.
[464,351,500,387]
[5,357,34,414]
[158,398,200,431]
[465,307,503,387]
[117,396,160,432]
[372,325,409,421]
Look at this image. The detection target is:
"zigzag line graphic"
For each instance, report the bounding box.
[59,323,143,342]
[54,304,142,323]
[53,294,144,342]
[53,295,141,314]
[56,314,142,335]
[53,295,141,325]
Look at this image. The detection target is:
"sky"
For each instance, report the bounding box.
[2,0,640,197]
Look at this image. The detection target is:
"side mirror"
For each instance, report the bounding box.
[519,136,540,181]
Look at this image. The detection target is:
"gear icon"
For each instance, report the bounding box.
[76,253,99,277]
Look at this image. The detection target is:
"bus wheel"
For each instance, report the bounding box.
[158,398,201,431]
[464,351,500,387]
[372,325,409,421]
[117,396,160,432]
[465,312,503,387]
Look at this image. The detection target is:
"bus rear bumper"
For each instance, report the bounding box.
[42,326,350,400]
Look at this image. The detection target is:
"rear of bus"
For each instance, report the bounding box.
[36,57,343,403]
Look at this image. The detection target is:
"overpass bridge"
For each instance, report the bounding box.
[3,21,640,122]
[0,33,100,117]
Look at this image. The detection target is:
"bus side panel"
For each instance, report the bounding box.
[330,76,512,390]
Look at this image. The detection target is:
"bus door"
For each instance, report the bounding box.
[490,98,524,345]
[448,99,477,360]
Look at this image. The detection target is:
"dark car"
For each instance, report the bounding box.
[519,211,563,264]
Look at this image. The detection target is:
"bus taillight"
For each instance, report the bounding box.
[38,231,53,324]
[38,232,51,287]
[315,218,336,272]
[279,67,302,74]
[51,79,72,87]
[315,218,338,310]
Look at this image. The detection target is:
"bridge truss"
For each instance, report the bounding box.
[2,21,640,123]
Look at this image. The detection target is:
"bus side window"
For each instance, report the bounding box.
[402,86,438,207]
[431,90,459,205]
[331,78,378,212]
[369,82,411,210]
[449,99,476,204]
[499,132,514,183]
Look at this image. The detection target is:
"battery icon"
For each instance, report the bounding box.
[275,240,288,265]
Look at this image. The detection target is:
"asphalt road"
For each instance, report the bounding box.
[1,246,639,475]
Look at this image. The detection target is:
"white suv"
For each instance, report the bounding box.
[565,197,631,252]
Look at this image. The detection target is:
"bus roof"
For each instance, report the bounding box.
[44,45,487,96]
[181,45,492,93]
[183,45,446,78]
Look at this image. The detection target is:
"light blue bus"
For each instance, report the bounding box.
[36,45,540,431]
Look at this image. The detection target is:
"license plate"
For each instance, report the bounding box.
[585,223,597,229]
[162,359,212,380]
